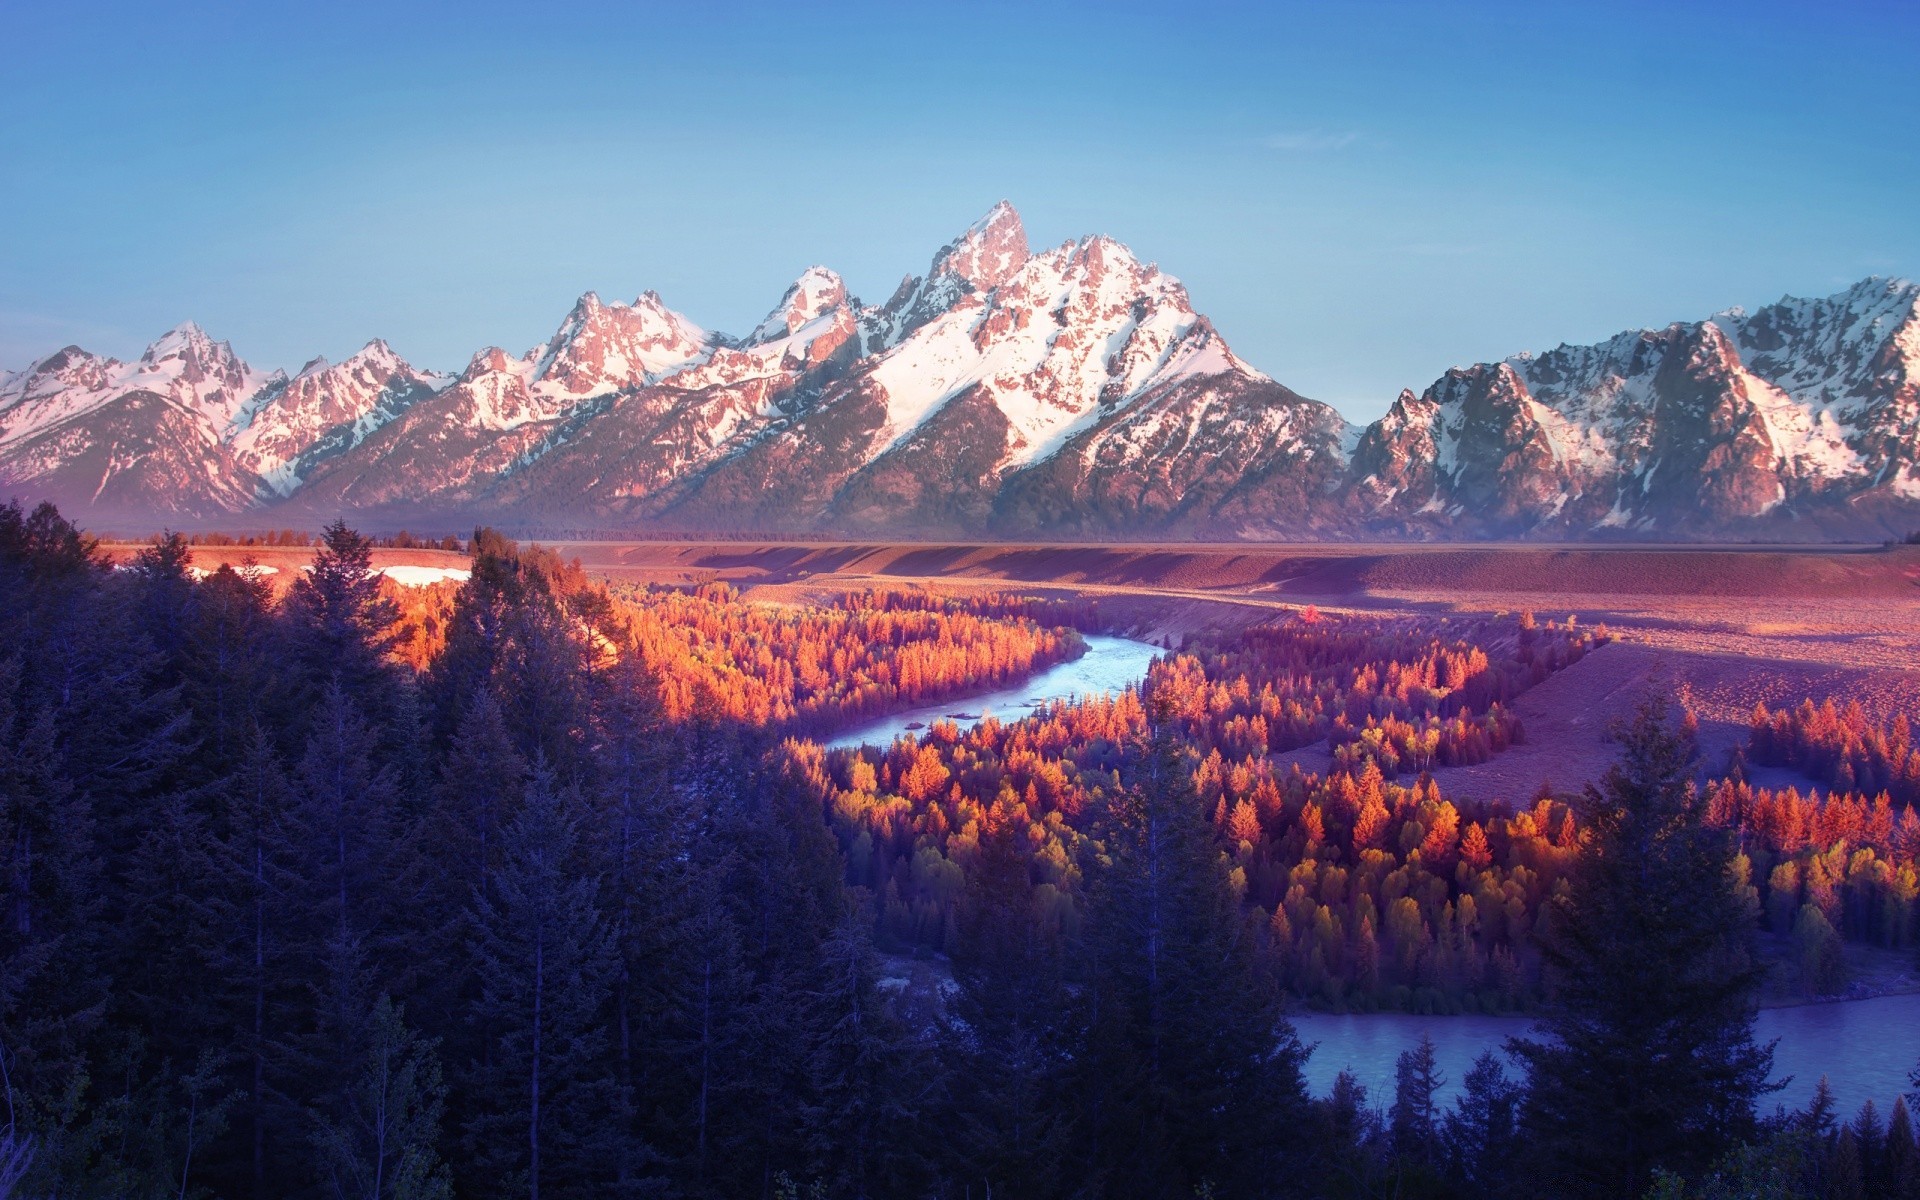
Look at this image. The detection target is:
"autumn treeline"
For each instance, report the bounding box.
[800,611,1606,1011]
[1148,613,1604,775]
[599,580,1086,734]
[1747,698,1920,804]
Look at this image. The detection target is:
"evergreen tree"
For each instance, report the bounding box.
[280,520,402,744]
[1442,1050,1522,1198]
[1887,1097,1920,1200]
[1512,692,1776,1198]
[179,564,284,775]
[1072,713,1312,1197]
[408,689,527,1019]
[206,732,305,1199]
[308,994,452,1200]
[0,656,107,1186]
[941,799,1070,1200]
[797,905,934,1200]
[1390,1033,1445,1164]
[709,756,848,1197]
[291,684,402,965]
[464,765,622,1200]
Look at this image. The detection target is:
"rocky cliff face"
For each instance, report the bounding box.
[1347,278,1920,538]
[4,208,1916,539]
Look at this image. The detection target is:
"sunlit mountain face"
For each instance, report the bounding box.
[4,205,1916,539]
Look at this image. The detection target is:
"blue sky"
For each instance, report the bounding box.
[3,0,1915,421]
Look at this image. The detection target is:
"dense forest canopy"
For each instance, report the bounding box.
[3,499,1918,1200]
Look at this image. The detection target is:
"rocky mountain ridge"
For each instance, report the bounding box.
[3,205,1916,538]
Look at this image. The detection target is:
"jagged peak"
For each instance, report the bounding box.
[749,266,851,343]
[465,346,516,376]
[30,345,103,375]
[930,200,1029,291]
[141,319,218,363]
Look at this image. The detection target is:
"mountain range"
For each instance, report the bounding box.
[4,202,1916,539]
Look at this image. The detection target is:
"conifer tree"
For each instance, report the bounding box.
[1443,1050,1522,1199]
[292,684,402,964]
[308,994,452,1200]
[797,905,934,1200]
[208,732,304,1199]
[281,520,401,740]
[0,656,106,1179]
[464,764,622,1200]
[1072,713,1311,1197]
[1887,1096,1919,1200]
[1390,1033,1445,1164]
[1512,692,1776,1198]
[941,798,1070,1200]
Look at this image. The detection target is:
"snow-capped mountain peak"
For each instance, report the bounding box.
[748,267,851,344]
[529,290,713,397]
[931,200,1029,292]
[5,210,1918,540]
[230,337,447,495]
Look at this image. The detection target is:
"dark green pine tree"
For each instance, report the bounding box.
[706,757,847,1197]
[0,656,107,1177]
[1886,1096,1920,1200]
[308,993,453,1200]
[124,532,200,693]
[1442,1051,1523,1199]
[1511,692,1777,1198]
[179,563,286,780]
[292,684,403,966]
[464,764,623,1200]
[280,520,402,741]
[1072,712,1313,1198]
[205,731,307,1200]
[1390,1033,1446,1182]
[587,651,733,1195]
[796,904,936,1200]
[654,862,756,1199]
[940,798,1071,1200]
[425,531,595,775]
[407,690,527,1017]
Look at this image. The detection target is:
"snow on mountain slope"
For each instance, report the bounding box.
[674,205,1349,533]
[530,290,713,398]
[1352,278,1920,536]
[231,340,449,496]
[481,270,866,516]
[0,323,273,450]
[0,324,277,517]
[862,232,1248,471]
[7,208,1917,539]
[859,200,1032,352]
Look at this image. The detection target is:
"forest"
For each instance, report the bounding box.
[3,498,1919,1200]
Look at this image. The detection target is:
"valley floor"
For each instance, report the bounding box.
[551,538,1920,807]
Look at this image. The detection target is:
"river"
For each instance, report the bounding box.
[1295,994,1920,1116]
[821,634,1163,750]
[823,631,1911,1119]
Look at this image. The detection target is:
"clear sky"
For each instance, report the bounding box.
[3,0,1915,421]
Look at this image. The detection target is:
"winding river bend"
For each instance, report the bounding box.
[824,630,1914,1116]
[822,634,1162,750]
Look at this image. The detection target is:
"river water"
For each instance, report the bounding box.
[821,630,1913,1118]
[1295,994,1920,1116]
[822,634,1162,750]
